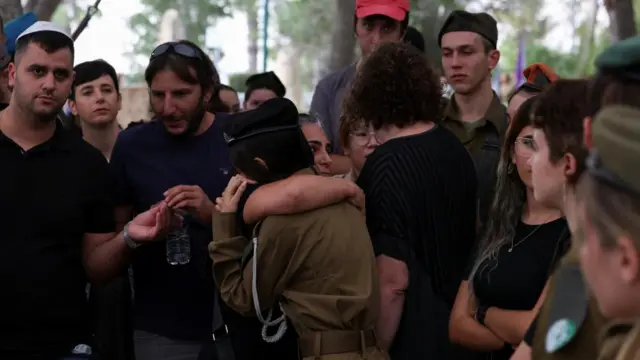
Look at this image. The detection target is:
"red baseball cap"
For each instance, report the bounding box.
[355,0,410,22]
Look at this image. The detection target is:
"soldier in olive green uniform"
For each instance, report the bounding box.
[510,35,640,360]
[438,10,507,224]
[574,105,640,360]
[210,98,387,360]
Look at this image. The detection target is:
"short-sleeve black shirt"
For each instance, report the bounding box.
[357,126,477,359]
[0,123,115,358]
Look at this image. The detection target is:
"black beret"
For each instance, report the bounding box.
[245,71,286,98]
[404,26,425,53]
[438,10,498,48]
[222,97,299,147]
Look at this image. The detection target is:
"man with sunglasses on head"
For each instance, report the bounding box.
[110,40,233,360]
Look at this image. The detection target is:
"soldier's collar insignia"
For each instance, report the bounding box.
[546,318,577,353]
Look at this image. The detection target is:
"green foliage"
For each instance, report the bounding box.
[228,72,252,92]
[276,0,333,52]
[127,0,230,65]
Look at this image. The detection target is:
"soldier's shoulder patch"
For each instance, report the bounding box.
[545,263,589,353]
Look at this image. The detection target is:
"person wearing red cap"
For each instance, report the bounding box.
[309,0,409,176]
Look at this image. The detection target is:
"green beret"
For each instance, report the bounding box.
[438,10,498,48]
[590,105,640,195]
[594,35,640,79]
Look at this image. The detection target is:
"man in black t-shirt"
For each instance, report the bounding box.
[1,22,173,359]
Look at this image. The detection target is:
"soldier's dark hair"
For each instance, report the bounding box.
[70,59,120,100]
[480,36,495,53]
[343,42,442,130]
[145,40,218,93]
[229,129,314,184]
[531,79,590,185]
[15,31,75,63]
[587,72,640,117]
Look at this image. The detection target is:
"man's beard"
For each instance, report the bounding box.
[162,96,207,139]
[14,85,62,122]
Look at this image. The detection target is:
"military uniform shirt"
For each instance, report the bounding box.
[529,244,611,360]
[209,180,379,336]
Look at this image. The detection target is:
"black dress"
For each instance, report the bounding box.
[471,218,570,360]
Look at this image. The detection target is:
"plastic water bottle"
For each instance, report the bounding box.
[166,220,191,265]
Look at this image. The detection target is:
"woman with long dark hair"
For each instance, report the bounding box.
[449,96,569,360]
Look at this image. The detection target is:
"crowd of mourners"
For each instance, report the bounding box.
[2,0,640,360]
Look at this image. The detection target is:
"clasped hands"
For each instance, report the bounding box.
[126,184,214,243]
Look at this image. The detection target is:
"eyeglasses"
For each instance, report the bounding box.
[150,42,203,61]
[514,136,535,157]
[350,130,377,146]
[587,150,640,197]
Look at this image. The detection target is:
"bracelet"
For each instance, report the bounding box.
[123,221,142,250]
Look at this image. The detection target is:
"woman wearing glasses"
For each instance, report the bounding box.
[335,115,378,182]
[449,96,569,360]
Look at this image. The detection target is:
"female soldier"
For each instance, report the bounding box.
[449,96,569,360]
[577,105,640,360]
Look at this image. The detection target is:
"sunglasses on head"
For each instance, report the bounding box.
[150,42,203,61]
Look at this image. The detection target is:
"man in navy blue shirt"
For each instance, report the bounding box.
[110,40,233,359]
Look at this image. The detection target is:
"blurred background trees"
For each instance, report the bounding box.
[1,0,638,94]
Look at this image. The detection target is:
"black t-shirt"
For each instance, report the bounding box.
[110,120,233,340]
[470,218,569,360]
[0,124,115,358]
[357,125,477,359]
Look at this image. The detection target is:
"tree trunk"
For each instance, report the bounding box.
[604,0,637,42]
[417,0,455,73]
[25,0,64,21]
[246,2,259,73]
[325,0,355,75]
[576,0,599,75]
[0,0,23,24]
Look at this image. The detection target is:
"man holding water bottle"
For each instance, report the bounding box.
[110,40,233,359]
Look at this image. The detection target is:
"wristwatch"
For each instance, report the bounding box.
[475,305,489,326]
[124,221,143,250]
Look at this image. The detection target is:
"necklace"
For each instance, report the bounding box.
[508,224,543,252]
